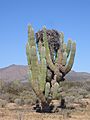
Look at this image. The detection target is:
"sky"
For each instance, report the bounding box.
[0,0,90,72]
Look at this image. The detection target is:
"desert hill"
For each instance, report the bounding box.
[0,64,90,82]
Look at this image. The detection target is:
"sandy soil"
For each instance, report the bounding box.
[0,99,90,120]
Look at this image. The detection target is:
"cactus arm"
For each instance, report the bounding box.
[66,39,72,57]
[43,27,63,81]
[61,43,67,66]
[65,42,76,74]
[38,40,42,60]
[52,82,60,99]
[28,25,36,47]
[62,51,67,66]
[38,46,46,92]
[30,46,38,83]
[55,48,63,65]
[27,25,46,103]
[55,32,64,65]
[59,32,64,45]
[55,33,66,73]
[26,43,31,65]
[37,40,46,91]
[57,40,76,76]
[61,39,72,66]
[45,82,50,99]
[43,27,55,72]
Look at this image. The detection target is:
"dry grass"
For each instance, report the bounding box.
[0,98,90,120]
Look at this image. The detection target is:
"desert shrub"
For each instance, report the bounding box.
[68,87,88,97]
[59,81,83,92]
[73,81,83,87]
[3,80,24,95]
[3,81,32,94]
[78,88,88,98]
[82,81,90,92]
[74,95,84,103]
[65,95,75,103]
[0,80,6,93]
[85,94,90,98]
[20,90,35,99]
[59,81,73,90]
[14,98,24,106]
[7,93,19,102]
[0,93,13,102]
[0,93,19,103]
[67,87,78,94]
[24,99,34,105]
[19,90,36,105]
[0,80,37,104]
[0,99,8,108]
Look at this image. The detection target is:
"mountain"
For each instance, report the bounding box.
[65,70,90,81]
[0,64,90,82]
[0,64,28,82]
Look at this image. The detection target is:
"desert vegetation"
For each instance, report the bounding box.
[0,79,90,119]
[0,79,90,106]
[26,25,76,112]
[0,26,90,119]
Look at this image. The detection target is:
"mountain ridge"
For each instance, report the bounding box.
[0,64,90,82]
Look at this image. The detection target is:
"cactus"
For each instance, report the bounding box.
[43,27,76,82]
[26,25,76,112]
[52,82,60,99]
[45,82,50,99]
[26,25,46,105]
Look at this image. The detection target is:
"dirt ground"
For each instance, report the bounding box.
[0,98,90,120]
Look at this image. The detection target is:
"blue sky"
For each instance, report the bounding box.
[0,0,90,72]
